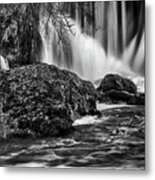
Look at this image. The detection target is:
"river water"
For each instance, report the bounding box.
[0,104,145,169]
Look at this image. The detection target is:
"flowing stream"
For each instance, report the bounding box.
[0,104,145,169]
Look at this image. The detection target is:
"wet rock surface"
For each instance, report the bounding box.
[97,74,145,105]
[0,63,97,137]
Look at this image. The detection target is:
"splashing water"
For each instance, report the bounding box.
[39,2,144,81]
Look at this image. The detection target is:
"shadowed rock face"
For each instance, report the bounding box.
[97,74,145,105]
[0,63,97,138]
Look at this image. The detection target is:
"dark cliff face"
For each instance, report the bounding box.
[0,63,97,138]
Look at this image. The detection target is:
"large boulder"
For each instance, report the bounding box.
[97,74,145,105]
[0,63,97,138]
[97,74,137,94]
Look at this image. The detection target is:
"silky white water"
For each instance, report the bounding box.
[0,55,10,70]
[39,2,144,81]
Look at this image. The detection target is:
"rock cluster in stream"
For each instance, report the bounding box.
[0,64,145,139]
[0,63,97,138]
[97,74,145,105]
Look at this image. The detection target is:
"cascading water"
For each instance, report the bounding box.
[0,55,10,70]
[39,13,107,81]
[39,1,145,81]
[39,15,57,65]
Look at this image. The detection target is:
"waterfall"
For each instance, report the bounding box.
[0,55,10,70]
[39,2,144,81]
[39,14,107,81]
[121,1,127,50]
[68,20,106,81]
[107,1,118,57]
[39,14,57,65]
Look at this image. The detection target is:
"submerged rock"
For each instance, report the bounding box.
[97,74,145,105]
[0,63,97,138]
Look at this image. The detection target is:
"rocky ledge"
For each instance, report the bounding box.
[0,63,97,138]
[97,74,145,105]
